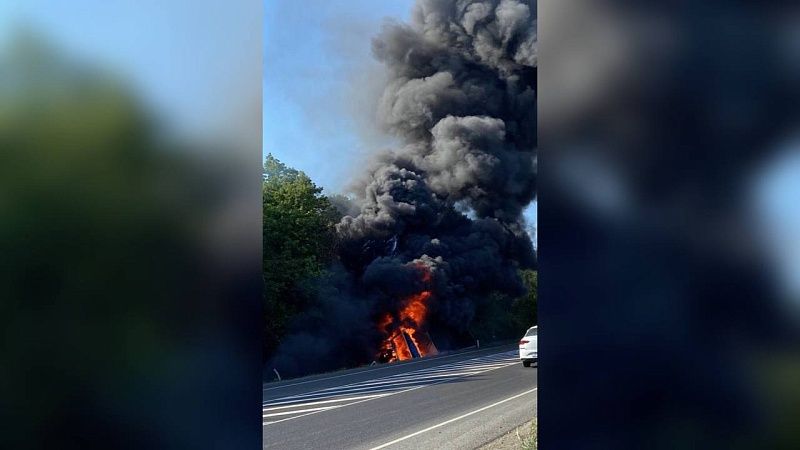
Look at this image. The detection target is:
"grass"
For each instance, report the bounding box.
[519,418,537,450]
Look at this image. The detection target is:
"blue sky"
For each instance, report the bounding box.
[264,0,414,194]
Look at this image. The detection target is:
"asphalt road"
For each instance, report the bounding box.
[263,345,537,449]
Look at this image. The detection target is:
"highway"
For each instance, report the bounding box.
[263,345,537,449]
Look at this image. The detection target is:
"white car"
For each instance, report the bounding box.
[519,326,538,367]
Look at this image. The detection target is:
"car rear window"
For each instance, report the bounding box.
[525,327,537,337]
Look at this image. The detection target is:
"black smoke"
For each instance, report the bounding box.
[269,0,536,379]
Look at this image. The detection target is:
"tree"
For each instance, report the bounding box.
[468,269,537,343]
[263,154,340,357]
[512,270,538,330]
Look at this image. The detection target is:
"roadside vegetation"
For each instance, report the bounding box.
[520,418,537,450]
[263,154,341,358]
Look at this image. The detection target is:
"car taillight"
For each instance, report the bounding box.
[519,340,529,345]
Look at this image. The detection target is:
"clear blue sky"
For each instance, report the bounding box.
[263,0,414,194]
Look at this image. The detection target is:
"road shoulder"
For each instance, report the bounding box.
[478,418,536,450]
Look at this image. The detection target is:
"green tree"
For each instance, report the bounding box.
[469,270,537,343]
[512,270,538,330]
[263,154,340,357]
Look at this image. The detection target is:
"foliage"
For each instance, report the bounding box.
[263,154,340,357]
[521,418,538,450]
[0,32,227,447]
[512,270,538,331]
[469,270,538,343]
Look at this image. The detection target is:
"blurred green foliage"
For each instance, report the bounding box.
[760,352,800,449]
[0,32,249,448]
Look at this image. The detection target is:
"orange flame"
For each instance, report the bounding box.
[376,264,439,363]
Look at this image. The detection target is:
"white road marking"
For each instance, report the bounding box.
[265,352,517,404]
[270,370,492,400]
[368,387,538,450]
[263,346,495,392]
[263,406,340,417]
[263,392,406,426]
[263,350,520,425]
[262,393,389,410]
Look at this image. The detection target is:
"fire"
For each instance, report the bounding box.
[376,264,439,363]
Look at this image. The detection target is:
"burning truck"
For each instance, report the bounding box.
[375,263,439,363]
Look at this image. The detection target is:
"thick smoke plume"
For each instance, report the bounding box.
[271,0,536,377]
